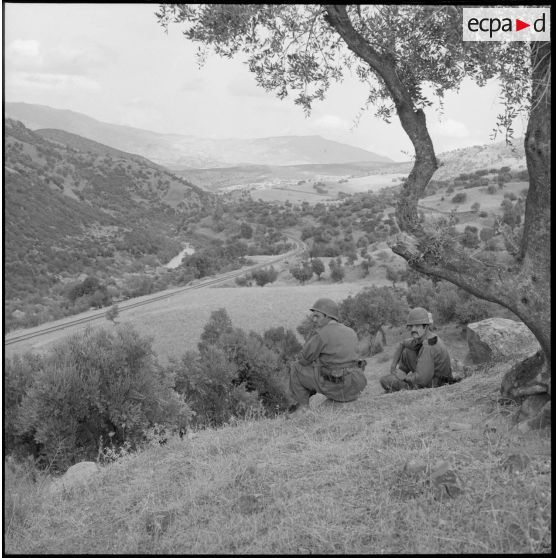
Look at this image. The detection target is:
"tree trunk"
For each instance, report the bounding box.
[325,6,551,371]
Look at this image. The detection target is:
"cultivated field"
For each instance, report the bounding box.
[5,282,380,364]
[250,172,407,203]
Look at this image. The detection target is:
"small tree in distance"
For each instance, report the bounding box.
[310,258,325,280]
[329,259,345,283]
[251,266,278,287]
[105,304,120,324]
[290,261,313,284]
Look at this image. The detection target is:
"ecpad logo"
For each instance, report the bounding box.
[463,7,550,41]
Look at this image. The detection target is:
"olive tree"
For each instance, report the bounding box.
[157,5,550,418]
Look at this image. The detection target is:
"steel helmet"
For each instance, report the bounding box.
[310,298,340,321]
[406,307,432,326]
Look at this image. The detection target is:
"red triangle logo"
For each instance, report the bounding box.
[516,18,530,31]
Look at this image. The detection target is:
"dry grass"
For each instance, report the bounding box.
[4,353,551,554]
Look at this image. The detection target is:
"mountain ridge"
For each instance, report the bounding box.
[5,102,392,169]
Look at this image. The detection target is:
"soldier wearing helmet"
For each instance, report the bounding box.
[379,307,455,392]
[288,298,367,416]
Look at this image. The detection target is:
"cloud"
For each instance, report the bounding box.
[180,76,206,92]
[432,118,470,139]
[9,72,100,91]
[6,39,43,68]
[6,39,109,75]
[312,114,351,131]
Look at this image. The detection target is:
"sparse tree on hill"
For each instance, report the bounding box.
[310,257,325,280]
[159,5,551,424]
[240,222,253,239]
[384,265,400,288]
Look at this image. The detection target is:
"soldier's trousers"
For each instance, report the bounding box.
[289,362,367,406]
[379,347,418,392]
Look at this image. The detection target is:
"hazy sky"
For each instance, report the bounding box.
[4,3,528,162]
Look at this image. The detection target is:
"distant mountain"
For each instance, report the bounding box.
[4,118,211,308]
[5,102,392,169]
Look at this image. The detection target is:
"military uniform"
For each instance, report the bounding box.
[380,334,453,392]
[289,321,367,406]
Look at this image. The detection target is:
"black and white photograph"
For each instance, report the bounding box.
[4,3,552,554]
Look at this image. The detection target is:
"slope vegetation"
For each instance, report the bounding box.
[5,349,551,554]
[4,119,211,322]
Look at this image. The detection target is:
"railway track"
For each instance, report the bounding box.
[5,237,306,347]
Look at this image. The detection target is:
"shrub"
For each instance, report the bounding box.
[198,308,233,351]
[460,225,480,249]
[310,258,325,279]
[235,274,252,287]
[251,266,278,287]
[451,193,467,203]
[263,326,302,362]
[486,237,501,251]
[289,262,313,284]
[296,315,315,342]
[479,227,494,242]
[105,304,119,324]
[4,353,44,458]
[239,222,253,239]
[12,326,190,472]
[487,185,497,194]
[454,298,494,326]
[385,265,403,286]
[218,329,291,413]
[433,281,461,323]
[172,347,246,427]
[406,277,436,311]
[183,310,292,426]
[329,260,345,282]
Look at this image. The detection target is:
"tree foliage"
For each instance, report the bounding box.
[339,286,408,340]
[289,261,313,284]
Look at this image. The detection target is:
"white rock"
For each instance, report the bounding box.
[466,318,540,364]
[49,461,100,495]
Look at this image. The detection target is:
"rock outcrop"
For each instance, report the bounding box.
[466,318,541,364]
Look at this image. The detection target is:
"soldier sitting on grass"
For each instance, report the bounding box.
[288,298,367,417]
[380,307,458,392]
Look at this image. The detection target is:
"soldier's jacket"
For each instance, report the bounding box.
[298,321,361,369]
[404,334,452,387]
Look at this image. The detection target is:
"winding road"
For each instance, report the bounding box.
[5,235,307,348]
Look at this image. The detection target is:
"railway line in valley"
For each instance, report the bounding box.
[5,236,306,347]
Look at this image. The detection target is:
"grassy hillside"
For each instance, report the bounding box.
[4,119,213,329]
[5,342,551,554]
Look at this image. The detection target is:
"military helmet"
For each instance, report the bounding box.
[310,298,340,321]
[406,307,432,326]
